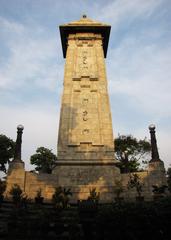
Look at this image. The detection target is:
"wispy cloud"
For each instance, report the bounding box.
[96,0,163,26]
[108,35,171,117]
[0,16,25,34]
[0,16,63,91]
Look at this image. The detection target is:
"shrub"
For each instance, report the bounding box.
[9,184,22,204]
[127,173,143,197]
[152,185,168,195]
[35,188,44,204]
[87,188,100,202]
[52,186,72,209]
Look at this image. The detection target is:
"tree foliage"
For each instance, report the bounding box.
[30,147,57,173]
[114,135,151,173]
[127,173,143,197]
[152,185,168,195]
[0,178,6,196]
[0,134,15,173]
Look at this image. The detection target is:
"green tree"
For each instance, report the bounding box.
[114,135,151,173]
[30,147,57,173]
[0,134,15,173]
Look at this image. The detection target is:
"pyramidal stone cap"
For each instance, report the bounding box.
[59,15,111,58]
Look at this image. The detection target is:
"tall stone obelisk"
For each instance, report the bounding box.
[54,15,120,202]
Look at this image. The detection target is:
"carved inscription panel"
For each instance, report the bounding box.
[68,89,102,146]
[74,40,98,79]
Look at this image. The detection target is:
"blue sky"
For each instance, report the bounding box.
[0,0,171,171]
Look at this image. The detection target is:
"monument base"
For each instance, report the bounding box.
[6,161,25,196]
[53,161,121,203]
[5,159,168,203]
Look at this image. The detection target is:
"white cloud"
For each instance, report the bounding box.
[0,16,63,91]
[0,16,25,34]
[107,34,171,117]
[96,0,163,26]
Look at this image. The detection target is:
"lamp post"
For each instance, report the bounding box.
[149,124,161,162]
[13,124,24,162]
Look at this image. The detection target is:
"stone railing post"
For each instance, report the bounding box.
[13,124,24,162]
[149,124,161,162]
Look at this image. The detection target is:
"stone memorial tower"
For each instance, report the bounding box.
[5,16,167,203]
[54,15,120,202]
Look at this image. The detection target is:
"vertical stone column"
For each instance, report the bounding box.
[6,125,25,196]
[14,125,24,161]
[149,124,160,162]
[8,124,25,170]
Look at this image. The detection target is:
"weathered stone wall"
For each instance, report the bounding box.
[5,161,167,203]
